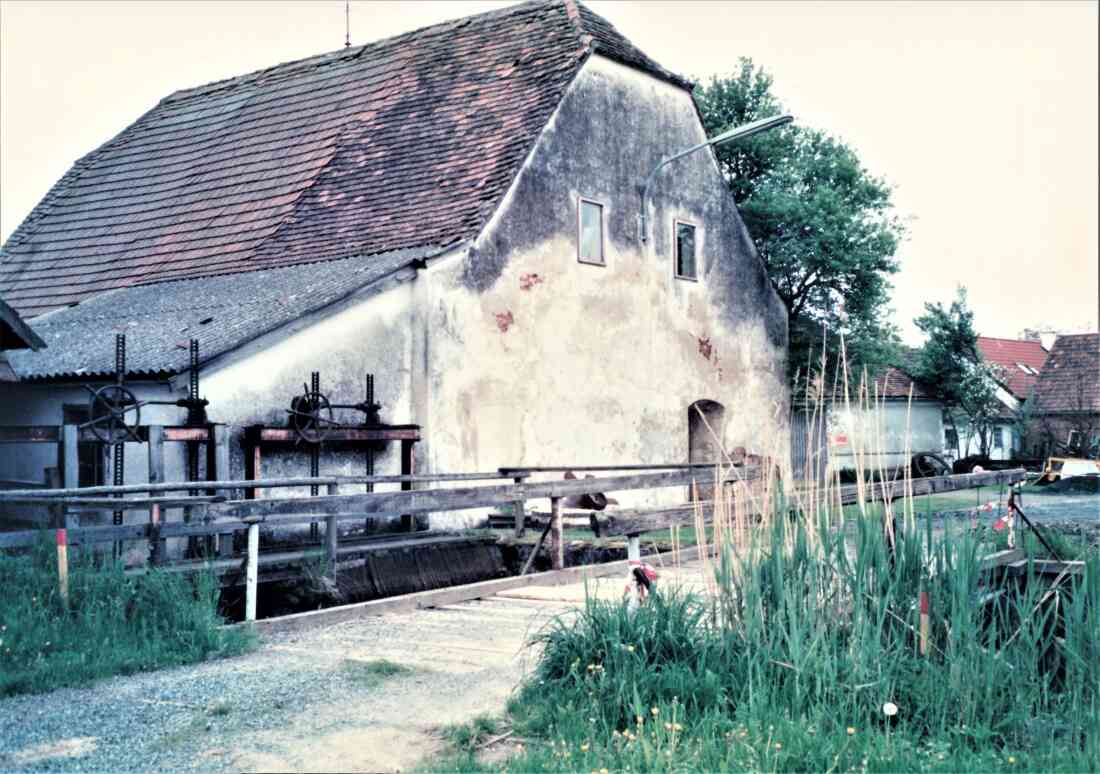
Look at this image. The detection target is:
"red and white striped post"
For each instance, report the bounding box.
[56,528,69,608]
[919,590,930,656]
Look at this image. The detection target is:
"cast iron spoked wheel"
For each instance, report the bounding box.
[289,390,334,444]
[85,384,141,444]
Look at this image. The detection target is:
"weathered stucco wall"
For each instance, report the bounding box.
[199,274,417,490]
[419,55,789,514]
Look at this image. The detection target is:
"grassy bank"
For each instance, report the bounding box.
[0,537,254,697]
[431,494,1098,772]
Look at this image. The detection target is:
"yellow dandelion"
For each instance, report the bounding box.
[626,645,634,652]
[1008,757,1016,765]
[847,727,856,735]
[651,707,659,716]
[580,744,589,752]
[775,743,782,750]
[601,769,610,774]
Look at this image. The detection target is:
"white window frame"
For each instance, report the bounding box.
[577,196,606,267]
[673,218,700,282]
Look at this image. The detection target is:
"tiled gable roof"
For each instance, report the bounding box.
[1030,333,1100,415]
[0,0,688,320]
[976,336,1048,400]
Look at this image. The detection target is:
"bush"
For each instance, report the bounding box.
[0,536,254,697]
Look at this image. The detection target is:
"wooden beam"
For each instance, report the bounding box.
[0,426,60,443]
[0,472,530,500]
[252,426,421,443]
[212,468,737,521]
[245,544,706,635]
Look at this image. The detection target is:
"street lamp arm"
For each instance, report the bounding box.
[639,114,793,242]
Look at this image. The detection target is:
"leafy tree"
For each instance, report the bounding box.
[695,59,905,385]
[913,288,1007,458]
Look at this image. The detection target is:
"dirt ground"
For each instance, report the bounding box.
[0,564,706,773]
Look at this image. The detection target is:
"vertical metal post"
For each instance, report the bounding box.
[365,373,375,493]
[550,496,564,570]
[112,334,126,560]
[245,522,259,622]
[186,339,201,497]
[309,371,321,541]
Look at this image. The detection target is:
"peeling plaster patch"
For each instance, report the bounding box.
[697,335,713,361]
[519,273,544,291]
[494,310,514,333]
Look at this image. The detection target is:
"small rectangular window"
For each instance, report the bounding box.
[993,427,1004,450]
[578,198,604,265]
[674,221,697,280]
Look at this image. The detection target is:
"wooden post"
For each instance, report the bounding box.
[149,504,163,564]
[919,590,930,656]
[56,528,69,607]
[147,426,166,562]
[550,496,564,570]
[400,439,415,531]
[59,425,79,529]
[513,476,526,538]
[207,423,230,489]
[627,534,641,563]
[45,467,63,529]
[245,521,259,622]
[325,483,339,579]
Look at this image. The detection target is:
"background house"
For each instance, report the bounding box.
[0,0,789,527]
[1027,333,1100,459]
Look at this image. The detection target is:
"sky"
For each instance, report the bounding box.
[1,0,1096,343]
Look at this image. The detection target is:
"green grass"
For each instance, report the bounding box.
[431,509,1099,772]
[340,657,414,688]
[442,713,504,752]
[0,536,255,697]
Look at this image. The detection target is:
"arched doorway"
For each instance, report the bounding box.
[688,400,725,501]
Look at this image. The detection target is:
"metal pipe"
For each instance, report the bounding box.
[639,114,793,242]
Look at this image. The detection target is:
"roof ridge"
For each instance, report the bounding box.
[165,0,557,104]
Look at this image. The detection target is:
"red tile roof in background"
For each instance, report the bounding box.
[873,365,937,400]
[1030,333,1100,414]
[976,336,1049,400]
[0,0,688,318]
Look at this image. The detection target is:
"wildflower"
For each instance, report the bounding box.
[651,707,659,716]
[673,723,682,731]
[636,715,644,725]
[626,645,634,652]
[775,743,782,750]
[665,722,672,731]
[612,730,620,737]
[883,702,898,717]
[847,727,856,735]
[601,769,610,774]
[580,744,589,752]
[1008,757,1016,765]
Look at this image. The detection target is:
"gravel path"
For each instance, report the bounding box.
[0,596,577,773]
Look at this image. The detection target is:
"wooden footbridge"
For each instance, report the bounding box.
[0,465,1047,627]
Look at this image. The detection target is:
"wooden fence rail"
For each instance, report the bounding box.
[596,469,1028,537]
